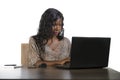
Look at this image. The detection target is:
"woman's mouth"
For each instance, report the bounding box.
[54,31,59,35]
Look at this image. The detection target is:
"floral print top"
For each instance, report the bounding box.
[28,37,71,67]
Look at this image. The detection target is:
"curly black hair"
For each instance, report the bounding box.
[32,8,64,53]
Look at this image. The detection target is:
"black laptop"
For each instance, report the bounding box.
[56,37,111,69]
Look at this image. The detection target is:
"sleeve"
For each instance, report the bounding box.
[44,37,71,61]
[28,37,41,67]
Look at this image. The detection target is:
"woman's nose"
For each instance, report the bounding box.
[54,25,60,30]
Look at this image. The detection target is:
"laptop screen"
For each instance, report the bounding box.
[70,37,111,68]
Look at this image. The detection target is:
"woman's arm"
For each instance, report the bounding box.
[28,37,41,67]
[34,57,70,67]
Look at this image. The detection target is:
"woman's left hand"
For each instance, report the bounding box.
[58,57,70,65]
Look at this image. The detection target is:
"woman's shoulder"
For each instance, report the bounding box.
[29,36,36,44]
[29,35,37,41]
[62,37,71,44]
[63,37,70,41]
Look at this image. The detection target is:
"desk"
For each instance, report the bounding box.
[0,66,120,80]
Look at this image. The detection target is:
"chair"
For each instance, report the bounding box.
[21,43,29,67]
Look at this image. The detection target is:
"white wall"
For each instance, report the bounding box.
[0,0,120,71]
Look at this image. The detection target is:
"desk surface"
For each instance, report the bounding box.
[0,66,120,80]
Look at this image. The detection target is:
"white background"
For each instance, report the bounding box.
[0,0,120,71]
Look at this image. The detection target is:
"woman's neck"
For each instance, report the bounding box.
[52,36,58,41]
[47,36,58,46]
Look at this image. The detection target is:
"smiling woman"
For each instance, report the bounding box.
[28,8,71,67]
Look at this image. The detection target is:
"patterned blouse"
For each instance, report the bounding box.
[28,37,71,67]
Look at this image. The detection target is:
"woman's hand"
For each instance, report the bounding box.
[58,57,70,65]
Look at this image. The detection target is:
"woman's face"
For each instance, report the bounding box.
[52,19,62,36]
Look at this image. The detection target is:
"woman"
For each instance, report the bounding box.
[28,8,71,67]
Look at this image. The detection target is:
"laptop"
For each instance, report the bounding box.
[56,37,111,69]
